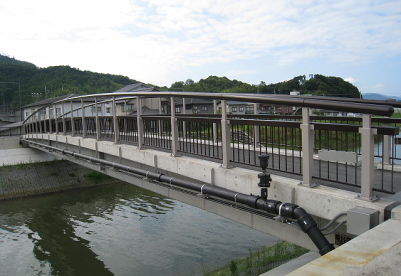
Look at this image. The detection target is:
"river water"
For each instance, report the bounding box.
[0,183,278,276]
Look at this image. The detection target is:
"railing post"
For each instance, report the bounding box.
[55,110,59,135]
[300,107,314,186]
[221,100,232,168]
[123,100,127,139]
[71,100,75,136]
[213,100,218,143]
[359,114,377,200]
[170,97,179,156]
[382,123,391,165]
[158,97,162,138]
[137,96,144,149]
[254,103,260,146]
[113,96,119,144]
[182,98,187,139]
[82,99,87,138]
[38,111,42,133]
[95,97,100,141]
[43,109,47,133]
[62,102,66,135]
[48,106,52,133]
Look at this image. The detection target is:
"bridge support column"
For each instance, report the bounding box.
[221,100,232,168]
[171,97,179,156]
[359,114,377,200]
[137,96,144,149]
[301,107,314,186]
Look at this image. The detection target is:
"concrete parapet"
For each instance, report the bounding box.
[22,134,397,223]
[286,218,401,275]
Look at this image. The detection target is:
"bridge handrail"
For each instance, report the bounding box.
[22,91,401,200]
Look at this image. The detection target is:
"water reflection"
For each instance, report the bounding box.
[0,183,278,275]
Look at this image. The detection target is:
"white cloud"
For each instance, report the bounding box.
[0,0,400,86]
[345,77,359,84]
[226,70,257,77]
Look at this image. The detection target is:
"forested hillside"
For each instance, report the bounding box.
[0,54,137,108]
[0,54,361,109]
[165,75,361,98]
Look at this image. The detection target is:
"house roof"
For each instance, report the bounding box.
[23,94,81,108]
[129,106,159,115]
[114,83,159,93]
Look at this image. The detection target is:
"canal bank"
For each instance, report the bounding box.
[0,159,120,201]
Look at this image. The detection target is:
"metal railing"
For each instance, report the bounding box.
[0,126,22,136]
[22,92,400,197]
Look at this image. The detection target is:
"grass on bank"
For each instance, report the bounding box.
[83,171,113,183]
[202,241,308,276]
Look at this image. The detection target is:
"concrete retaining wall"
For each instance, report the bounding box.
[0,160,120,201]
[0,136,60,166]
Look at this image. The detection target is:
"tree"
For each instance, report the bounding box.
[185,79,194,85]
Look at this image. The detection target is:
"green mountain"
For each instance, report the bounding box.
[0,54,138,108]
[163,75,361,98]
[0,54,361,109]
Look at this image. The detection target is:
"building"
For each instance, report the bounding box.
[217,101,255,115]
[113,83,167,116]
[175,98,214,114]
[22,94,96,121]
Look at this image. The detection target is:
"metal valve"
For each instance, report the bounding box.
[258,154,272,199]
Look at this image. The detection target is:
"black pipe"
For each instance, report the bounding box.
[22,139,335,255]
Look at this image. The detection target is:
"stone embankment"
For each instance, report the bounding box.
[0,160,120,201]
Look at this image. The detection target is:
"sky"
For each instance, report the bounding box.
[1,0,400,97]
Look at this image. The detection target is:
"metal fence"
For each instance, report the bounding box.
[0,126,22,136]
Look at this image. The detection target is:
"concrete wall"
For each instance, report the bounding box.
[0,159,120,201]
[0,136,58,166]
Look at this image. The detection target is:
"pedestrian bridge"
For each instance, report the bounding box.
[17,91,401,271]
